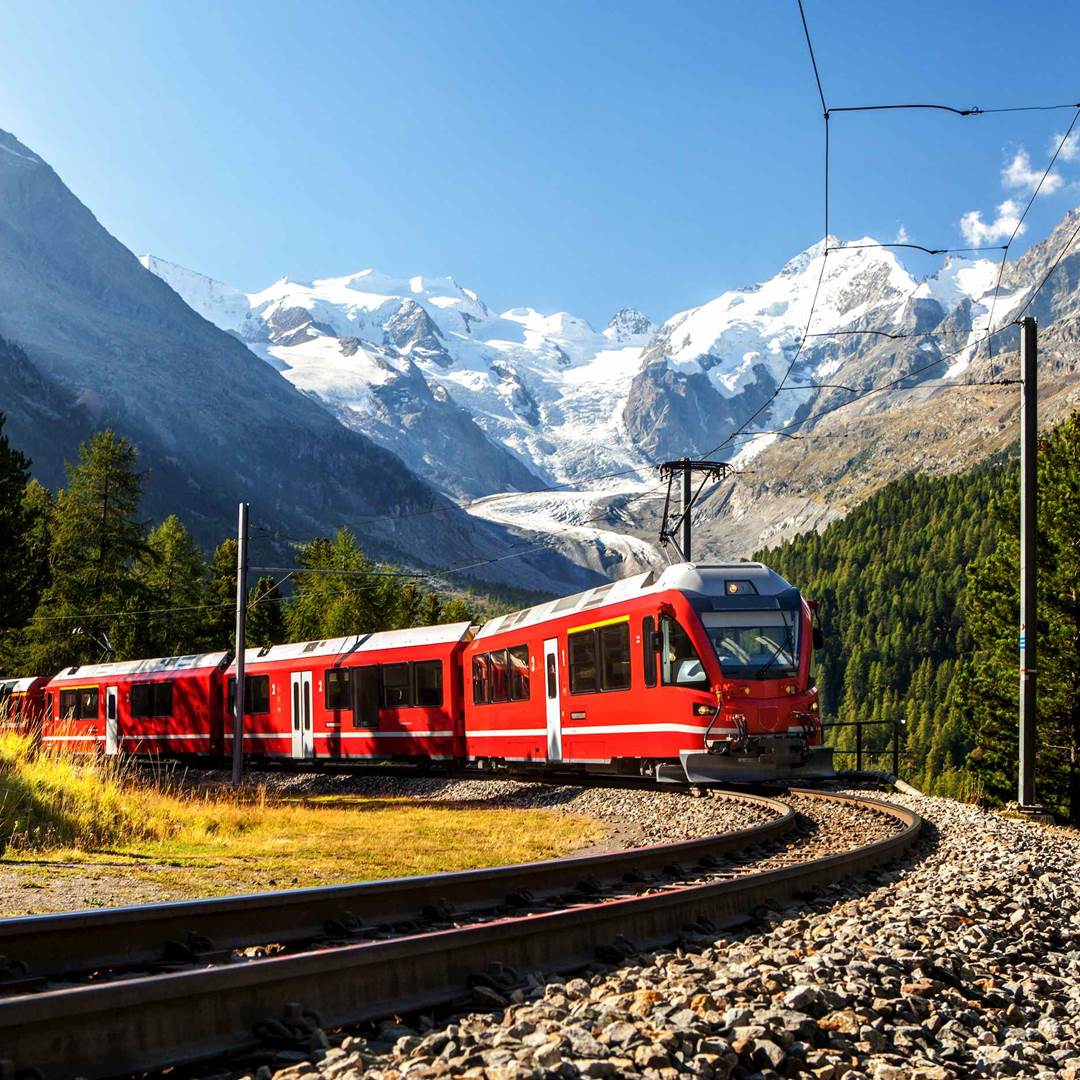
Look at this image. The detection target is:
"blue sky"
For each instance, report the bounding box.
[2,0,1079,325]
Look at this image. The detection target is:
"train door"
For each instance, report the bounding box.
[290,671,314,758]
[105,686,119,755]
[543,637,562,761]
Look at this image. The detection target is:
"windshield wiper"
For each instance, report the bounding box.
[755,618,794,679]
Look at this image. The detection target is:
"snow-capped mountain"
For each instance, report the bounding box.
[143,240,1011,501]
[142,219,1074,576]
[624,238,1005,462]
[141,256,658,498]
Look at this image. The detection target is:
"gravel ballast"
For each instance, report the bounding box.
[229,770,785,848]
[262,788,1079,1080]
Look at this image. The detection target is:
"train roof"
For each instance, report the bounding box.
[49,652,230,684]
[0,676,44,693]
[474,562,796,640]
[233,621,474,669]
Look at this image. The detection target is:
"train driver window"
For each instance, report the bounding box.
[661,619,707,686]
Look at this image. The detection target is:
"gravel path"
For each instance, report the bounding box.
[261,789,1080,1080]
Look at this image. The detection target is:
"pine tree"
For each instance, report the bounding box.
[136,515,208,657]
[1,479,56,671]
[964,412,1080,819]
[0,415,41,669]
[24,431,147,671]
[202,538,284,651]
[285,529,394,640]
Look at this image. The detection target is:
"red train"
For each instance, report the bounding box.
[22,562,832,783]
[0,676,48,737]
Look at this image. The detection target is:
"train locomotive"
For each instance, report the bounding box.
[28,562,832,784]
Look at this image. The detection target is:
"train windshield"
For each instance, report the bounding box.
[701,610,798,679]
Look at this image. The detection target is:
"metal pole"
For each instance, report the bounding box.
[892,722,900,778]
[231,502,249,787]
[681,458,692,562]
[1018,318,1038,808]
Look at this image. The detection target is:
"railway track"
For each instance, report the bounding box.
[0,788,921,1079]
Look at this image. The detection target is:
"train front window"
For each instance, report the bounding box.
[702,611,798,679]
[660,619,707,687]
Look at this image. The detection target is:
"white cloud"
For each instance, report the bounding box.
[895,224,909,243]
[1002,148,1063,194]
[1054,130,1080,163]
[960,200,1024,245]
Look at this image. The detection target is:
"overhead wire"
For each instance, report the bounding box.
[985,106,1080,358]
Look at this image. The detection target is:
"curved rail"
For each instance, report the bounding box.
[0,790,921,1079]
[0,790,791,981]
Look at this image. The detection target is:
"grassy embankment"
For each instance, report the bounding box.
[0,734,602,913]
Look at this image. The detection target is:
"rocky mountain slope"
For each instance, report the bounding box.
[14,111,1078,585]
[145,217,1080,573]
[142,257,657,500]
[0,129,598,594]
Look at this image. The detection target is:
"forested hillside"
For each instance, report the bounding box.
[758,412,1080,819]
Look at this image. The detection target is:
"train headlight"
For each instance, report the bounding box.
[784,684,795,695]
[694,703,715,716]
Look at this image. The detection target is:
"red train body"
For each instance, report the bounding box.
[221,624,471,762]
[0,676,48,739]
[42,654,229,756]
[25,562,831,783]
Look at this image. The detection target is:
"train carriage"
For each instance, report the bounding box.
[464,562,831,783]
[43,654,229,756]
[223,623,472,762]
[0,676,48,739]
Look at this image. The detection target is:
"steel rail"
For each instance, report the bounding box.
[0,790,919,1079]
[0,791,792,981]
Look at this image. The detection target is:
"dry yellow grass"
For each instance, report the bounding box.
[0,734,604,903]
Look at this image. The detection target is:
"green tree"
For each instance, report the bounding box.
[203,538,285,651]
[964,413,1080,819]
[24,431,147,671]
[0,416,36,664]
[285,529,395,640]
[135,515,208,657]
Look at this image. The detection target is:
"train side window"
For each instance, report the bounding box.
[107,691,117,720]
[414,660,443,708]
[568,629,598,694]
[546,653,557,698]
[490,649,508,703]
[228,675,271,715]
[642,616,657,687]
[599,623,631,691]
[131,682,173,718]
[326,668,352,710]
[508,646,530,701]
[382,663,412,708]
[661,619,707,686]
[59,689,76,719]
[472,654,489,704]
[62,687,99,720]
